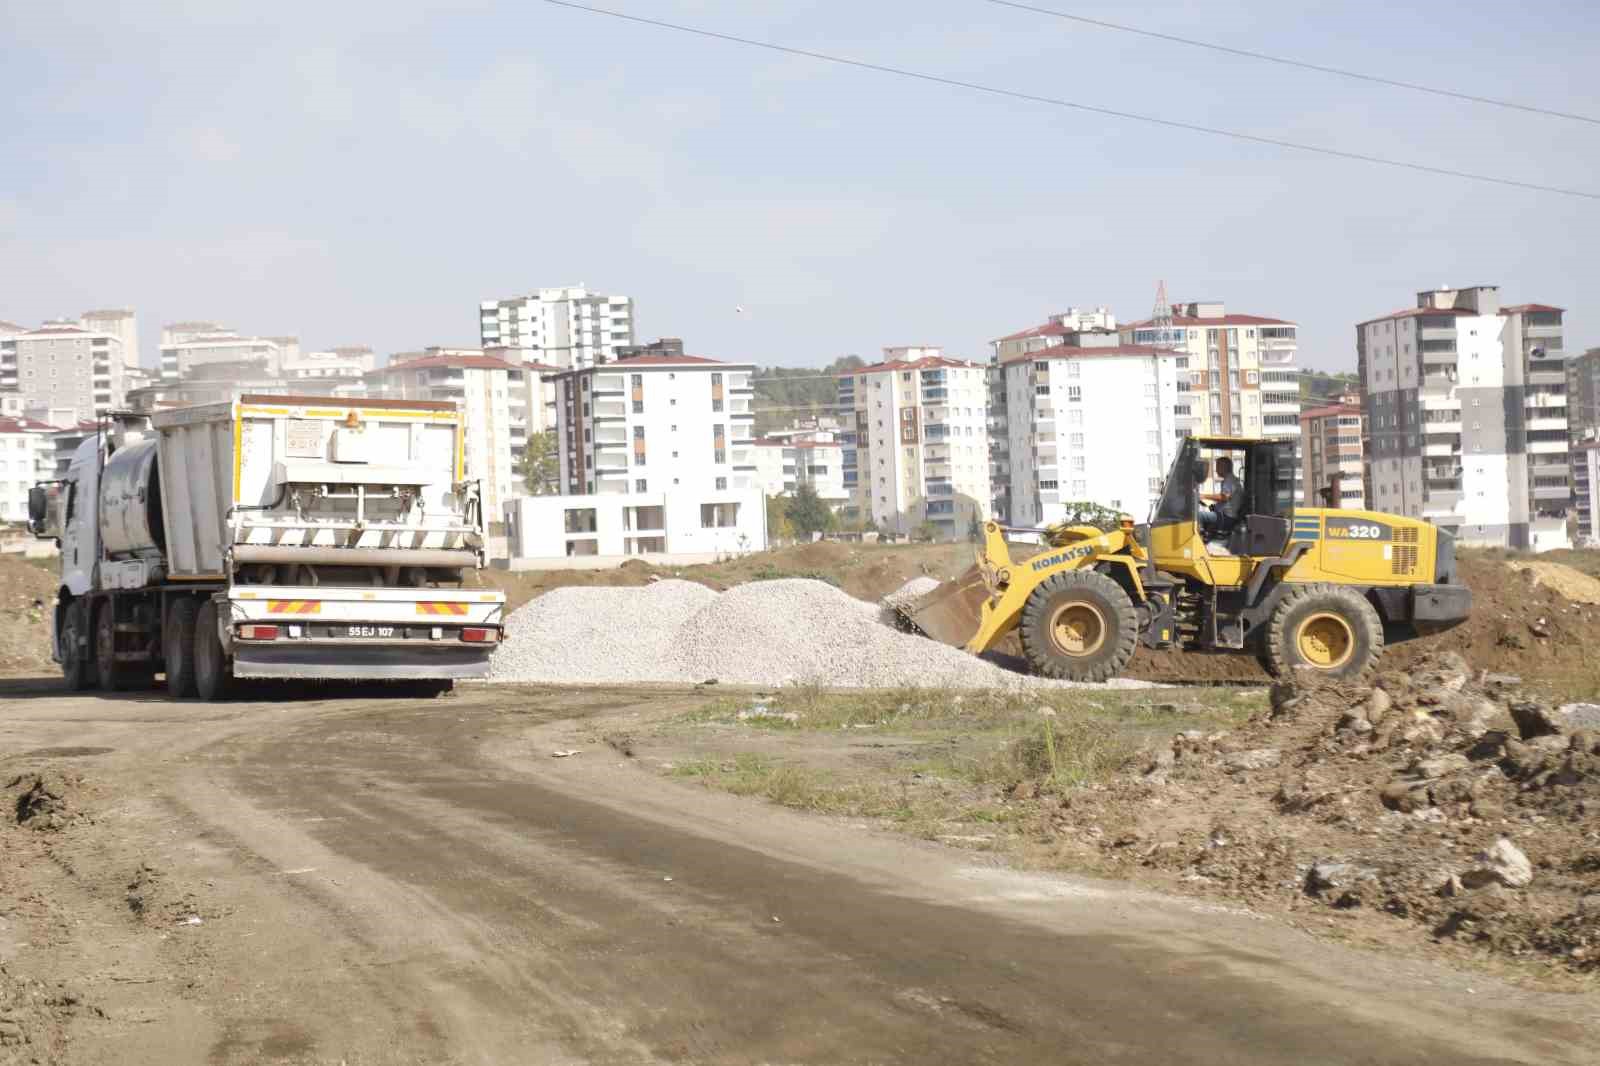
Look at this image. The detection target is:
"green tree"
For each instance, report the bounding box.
[787,482,835,538]
[519,429,560,495]
[766,495,794,542]
[1054,501,1124,532]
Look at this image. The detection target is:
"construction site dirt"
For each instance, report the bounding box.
[1,680,1597,1065]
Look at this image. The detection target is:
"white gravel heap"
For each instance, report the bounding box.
[490,577,1146,690]
[877,575,943,626]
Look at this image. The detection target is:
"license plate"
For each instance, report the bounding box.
[346,625,396,638]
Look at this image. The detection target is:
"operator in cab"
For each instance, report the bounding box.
[1200,456,1244,536]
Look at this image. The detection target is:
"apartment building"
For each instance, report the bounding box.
[2,324,131,421]
[996,333,1184,526]
[367,348,553,521]
[281,347,376,396]
[1566,349,1600,542]
[837,348,990,537]
[159,324,285,379]
[79,309,139,365]
[479,286,635,369]
[1357,285,1569,551]
[0,416,61,523]
[751,429,849,508]
[1300,399,1366,509]
[550,347,756,496]
[988,307,1117,521]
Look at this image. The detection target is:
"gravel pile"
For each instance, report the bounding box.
[490,577,1145,690]
[877,575,942,626]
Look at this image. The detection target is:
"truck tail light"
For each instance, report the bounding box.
[460,627,497,644]
[238,624,280,641]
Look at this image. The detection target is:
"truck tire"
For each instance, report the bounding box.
[165,597,200,698]
[61,600,92,692]
[1263,583,1384,681]
[94,600,125,692]
[194,600,234,701]
[1018,570,1138,683]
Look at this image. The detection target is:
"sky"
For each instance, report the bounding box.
[3,0,1598,373]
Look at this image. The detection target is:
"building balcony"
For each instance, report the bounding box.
[592,374,625,394]
[1529,439,1569,455]
[1529,370,1566,386]
[1534,485,1572,501]
[924,460,952,478]
[1422,439,1459,457]
[1526,416,1567,432]
[1423,421,1462,436]
[592,400,626,419]
[926,481,954,497]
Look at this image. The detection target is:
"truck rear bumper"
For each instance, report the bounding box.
[233,644,494,680]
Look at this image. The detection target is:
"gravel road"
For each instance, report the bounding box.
[0,679,1594,1064]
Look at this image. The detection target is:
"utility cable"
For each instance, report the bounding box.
[541,0,1600,201]
[983,0,1600,126]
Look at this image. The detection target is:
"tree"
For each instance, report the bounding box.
[766,495,794,542]
[787,482,835,538]
[1054,501,1124,532]
[519,430,560,496]
[913,519,940,543]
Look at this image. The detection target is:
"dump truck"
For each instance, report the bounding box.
[909,434,1471,682]
[28,395,505,699]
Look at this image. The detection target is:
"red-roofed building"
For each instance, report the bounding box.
[835,346,990,536]
[1300,402,1366,510]
[1356,285,1570,551]
[3,318,138,422]
[0,407,64,523]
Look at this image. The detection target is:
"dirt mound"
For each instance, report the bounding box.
[0,556,56,674]
[0,962,90,1063]
[1506,561,1600,605]
[1049,652,1600,973]
[6,772,80,831]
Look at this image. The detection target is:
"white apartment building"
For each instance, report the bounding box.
[367,348,553,522]
[160,324,286,380]
[1300,400,1366,509]
[79,309,139,365]
[1358,285,1570,551]
[751,431,849,507]
[503,488,766,562]
[0,415,59,523]
[999,337,1185,526]
[551,349,757,496]
[838,348,990,537]
[282,347,376,396]
[479,286,635,370]
[2,324,131,422]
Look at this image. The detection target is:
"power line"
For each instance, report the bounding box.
[983,0,1600,127]
[541,0,1600,201]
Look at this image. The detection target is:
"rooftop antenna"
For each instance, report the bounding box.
[1152,280,1175,346]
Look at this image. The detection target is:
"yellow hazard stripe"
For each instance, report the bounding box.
[416,602,469,616]
[266,601,322,615]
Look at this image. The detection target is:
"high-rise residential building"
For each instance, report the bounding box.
[1122,300,1302,503]
[1565,348,1600,542]
[1357,285,1569,551]
[159,324,285,380]
[996,331,1184,526]
[837,347,990,537]
[479,286,635,369]
[1300,398,1366,509]
[3,324,130,421]
[367,348,556,522]
[987,307,1117,522]
[79,309,139,366]
[281,347,376,396]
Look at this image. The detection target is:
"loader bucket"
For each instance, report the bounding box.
[904,565,993,649]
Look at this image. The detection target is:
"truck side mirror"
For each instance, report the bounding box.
[26,485,49,536]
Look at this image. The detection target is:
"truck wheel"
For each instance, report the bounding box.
[94,601,125,692]
[165,598,200,698]
[61,600,92,692]
[1263,583,1383,681]
[1018,570,1138,683]
[194,600,234,701]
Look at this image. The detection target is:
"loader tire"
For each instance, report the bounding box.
[165,597,200,699]
[1262,583,1383,681]
[1018,570,1138,683]
[194,600,234,702]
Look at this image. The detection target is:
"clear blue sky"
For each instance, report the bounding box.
[3,0,1597,371]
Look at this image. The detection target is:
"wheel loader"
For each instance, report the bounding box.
[907,435,1471,682]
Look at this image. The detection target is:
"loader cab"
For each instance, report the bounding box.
[1150,435,1299,586]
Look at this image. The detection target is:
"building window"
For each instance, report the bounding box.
[633,400,643,413]
[1039,479,1058,490]
[635,479,647,491]
[715,476,727,490]
[633,426,644,439]
[1067,386,1082,401]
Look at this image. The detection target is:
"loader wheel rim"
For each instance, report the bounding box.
[1297,612,1354,669]
[1049,602,1107,658]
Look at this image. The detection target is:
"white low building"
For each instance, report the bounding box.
[502,487,766,566]
[0,414,62,523]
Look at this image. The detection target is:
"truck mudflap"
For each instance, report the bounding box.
[223,585,506,680]
[232,643,493,680]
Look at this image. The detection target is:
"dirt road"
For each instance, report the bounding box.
[2,681,1595,1065]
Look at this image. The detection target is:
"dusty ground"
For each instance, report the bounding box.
[2,680,1597,1064]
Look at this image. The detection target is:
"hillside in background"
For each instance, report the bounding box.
[752,355,863,435]
[1302,370,1359,403]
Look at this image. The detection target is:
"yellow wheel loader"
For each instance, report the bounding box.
[908,435,1471,683]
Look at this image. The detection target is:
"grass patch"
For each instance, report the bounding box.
[748,565,841,586]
